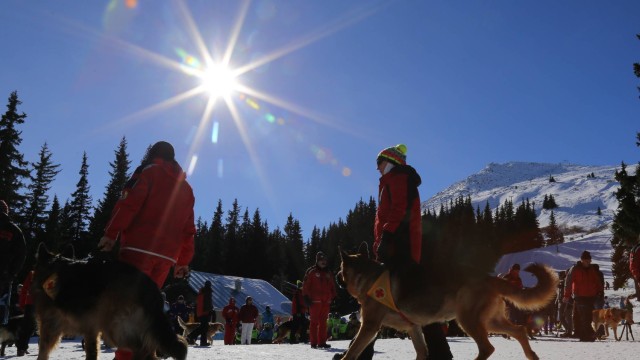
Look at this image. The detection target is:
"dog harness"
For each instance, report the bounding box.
[366,270,413,324]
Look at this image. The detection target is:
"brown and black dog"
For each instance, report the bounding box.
[337,243,558,360]
[31,246,188,360]
[272,319,309,344]
[592,308,634,340]
[0,315,21,356]
[176,316,224,344]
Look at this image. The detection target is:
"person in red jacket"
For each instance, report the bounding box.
[16,270,35,356]
[98,141,196,360]
[238,296,259,345]
[629,238,640,300]
[563,250,602,342]
[500,264,525,326]
[303,251,336,349]
[289,280,308,344]
[189,281,213,346]
[373,144,422,266]
[222,297,239,345]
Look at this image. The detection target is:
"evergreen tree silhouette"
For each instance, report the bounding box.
[0,91,30,216]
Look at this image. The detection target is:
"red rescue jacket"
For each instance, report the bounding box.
[302,266,336,304]
[564,262,603,298]
[291,288,307,315]
[374,164,422,264]
[630,244,640,280]
[19,270,34,308]
[223,301,239,324]
[105,158,195,266]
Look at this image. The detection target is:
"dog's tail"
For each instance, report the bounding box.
[149,314,188,360]
[495,263,559,312]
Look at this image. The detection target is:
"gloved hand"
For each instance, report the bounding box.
[174,265,190,279]
[376,231,395,262]
[97,236,116,252]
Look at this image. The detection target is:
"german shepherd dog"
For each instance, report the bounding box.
[31,246,187,360]
[176,316,224,344]
[592,308,634,340]
[0,315,21,356]
[272,319,309,344]
[337,243,558,360]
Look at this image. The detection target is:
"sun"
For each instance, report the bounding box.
[199,63,238,99]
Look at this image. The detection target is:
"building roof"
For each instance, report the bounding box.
[188,271,292,317]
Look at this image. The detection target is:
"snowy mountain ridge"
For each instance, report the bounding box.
[422,161,628,286]
[423,161,620,232]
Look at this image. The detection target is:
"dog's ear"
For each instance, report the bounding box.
[339,247,350,262]
[36,242,52,264]
[358,242,369,258]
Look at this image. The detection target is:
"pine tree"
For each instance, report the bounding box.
[0,91,30,214]
[43,195,62,251]
[207,200,225,274]
[222,199,241,275]
[88,137,130,245]
[611,161,640,288]
[23,143,60,240]
[284,213,305,282]
[68,152,93,255]
[545,210,564,246]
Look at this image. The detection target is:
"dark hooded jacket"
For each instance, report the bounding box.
[0,212,26,281]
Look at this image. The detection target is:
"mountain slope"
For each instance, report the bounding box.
[423,162,619,231]
[422,162,623,286]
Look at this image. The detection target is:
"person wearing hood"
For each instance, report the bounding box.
[0,200,26,326]
[373,144,423,266]
[98,141,196,360]
[339,144,453,360]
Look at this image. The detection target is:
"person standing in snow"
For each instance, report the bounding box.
[0,200,26,326]
[336,144,453,360]
[629,237,640,300]
[500,263,526,326]
[563,250,602,342]
[290,280,308,344]
[238,296,259,345]
[222,297,239,345]
[189,281,214,346]
[97,141,196,360]
[373,144,422,267]
[303,251,336,349]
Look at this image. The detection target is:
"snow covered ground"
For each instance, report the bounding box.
[13,330,640,360]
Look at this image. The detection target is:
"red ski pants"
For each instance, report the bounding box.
[308,302,330,346]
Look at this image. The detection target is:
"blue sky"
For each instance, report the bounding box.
[1,1,639,238]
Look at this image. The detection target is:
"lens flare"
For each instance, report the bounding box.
[217,159,224,179]
[187,154,198,176]
[211,121,220,144]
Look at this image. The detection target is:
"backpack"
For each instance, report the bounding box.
[630,243,640,278]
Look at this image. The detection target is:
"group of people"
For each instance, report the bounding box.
[4,139,639,359]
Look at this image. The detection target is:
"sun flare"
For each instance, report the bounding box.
[200,63,238,99]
